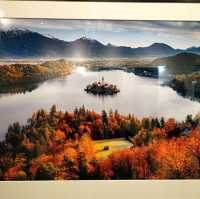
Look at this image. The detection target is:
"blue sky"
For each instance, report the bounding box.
[1,19,200,49]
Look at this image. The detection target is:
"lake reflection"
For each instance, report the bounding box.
[0,67,200,139]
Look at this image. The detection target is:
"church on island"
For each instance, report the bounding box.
[84,77,120,95]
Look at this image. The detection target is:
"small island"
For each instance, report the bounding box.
[84,77,120,95]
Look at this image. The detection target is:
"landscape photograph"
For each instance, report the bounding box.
[1,19,200,180]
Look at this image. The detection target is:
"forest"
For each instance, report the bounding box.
[0,105,200,180]
[170,72,200,99]
[0,59,74,87]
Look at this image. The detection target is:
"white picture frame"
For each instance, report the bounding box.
[0,1,200,199]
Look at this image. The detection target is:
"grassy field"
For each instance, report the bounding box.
[94,138,133,159]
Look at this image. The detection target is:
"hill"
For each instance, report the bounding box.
[152,52,200,73]
[0,59,74,88]
[0,29,70,58]
[187,46,200,54]
[134,43,176,57]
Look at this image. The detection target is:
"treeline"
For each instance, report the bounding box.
[0,59,74,88]
[170,72,200,99]
[0,83,38,94]
[100,130,200,179]
[0,105,200,180]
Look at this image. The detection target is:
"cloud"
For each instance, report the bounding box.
[1,19,200,48]
[0,19,127,35]
[6,19,200,35]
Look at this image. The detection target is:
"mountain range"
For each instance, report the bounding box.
[0,29,200,58]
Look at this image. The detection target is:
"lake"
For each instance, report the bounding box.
[0,66,200,139]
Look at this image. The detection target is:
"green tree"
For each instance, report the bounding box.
[77,151,89,179]
[160,117,165,128]
[132,128,152,146]
[50,104,57,116]
[35,162,56,180]
[186,114,193,125]
[6,122,23,150]
[64,156,78,180]
[102,110,108,125]
[142,118,150,130]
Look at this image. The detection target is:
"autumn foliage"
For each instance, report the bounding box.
[0,105,200,180]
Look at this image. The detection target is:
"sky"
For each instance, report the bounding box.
[0,18,200,49]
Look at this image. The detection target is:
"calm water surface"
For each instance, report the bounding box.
[0,67,200,139]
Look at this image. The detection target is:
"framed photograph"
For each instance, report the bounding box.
[0,1,200,198]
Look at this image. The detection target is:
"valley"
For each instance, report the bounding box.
[1,22,200,180]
